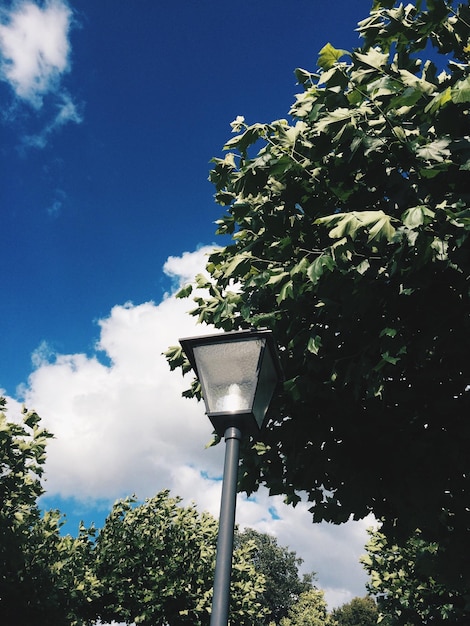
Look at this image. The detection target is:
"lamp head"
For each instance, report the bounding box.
[179,329,283,437]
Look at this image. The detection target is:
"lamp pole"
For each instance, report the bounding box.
[179,329,282,626]
[210,426,242,626]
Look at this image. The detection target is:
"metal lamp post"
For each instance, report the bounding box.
[179,329,282,626]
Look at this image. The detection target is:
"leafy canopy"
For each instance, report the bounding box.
[330,595,380,626]
[0,402,269,626]
[167,0,470,574]
[362,527,468,624]
[280,588,330,626]
[235,528,315,624]
[90,491,267,626]
[0,399,97,626]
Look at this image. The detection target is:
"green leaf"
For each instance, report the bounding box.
[23,411,41,429]
[307,254,334,284]
[223,123,267,153]
[402,205,435,228]
[314,107,356,133]
[367,213,396,242]
[416,138,451,162]
[390,86,425,108]
[315,211,396,242]
[425,86,452,113]
[267,269,290,285]
[222,254,251,278]
[380,327,397,338]
[356,259,370,274]
[419,163,451,178]
[294,67,315,86]
[176,284,193,299]
[354,48,389,70]
[253,442,271,455]
[398,69,435,95]
[307,335,322,355]
[277,280,294,304]
[290,257,309,276]
[451,76,470,104]
[374,351,400,370]
[317,43,350,70]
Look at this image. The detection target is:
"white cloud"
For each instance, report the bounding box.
[163,246,216,288]
[22,91,82,148]
[18,246,219,501]
[0,0,82,149]
[167,464,374,608]
[0,0,73,107]
[15,245,373,609]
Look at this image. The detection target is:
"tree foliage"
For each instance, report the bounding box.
[0,399,97,626]
[166,0,470,587]
[236,528,315,624]
[2,399,331,625]
[330,595,380,626]
[363,527,469,624]
[280,588,330,626]
[90,491,267,626]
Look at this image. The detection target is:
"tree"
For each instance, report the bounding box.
[235,528,315,624]
[167,0,470,588]
[0,398,97,626]
[362,527,467,624]
[91,490,267,626]
[330,596,380,626]
[1,397,316,625]
[280,588,330,626]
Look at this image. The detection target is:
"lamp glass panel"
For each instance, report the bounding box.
[253,346,278,429]
[192,338,264,414]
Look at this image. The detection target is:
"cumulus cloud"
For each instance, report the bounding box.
[0,0,73,106]
[20,246,219,500]
[0,0,82,147]
[16,245,372,608]
[163,247,216,288]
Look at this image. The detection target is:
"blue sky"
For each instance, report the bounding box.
[1,0,376,610]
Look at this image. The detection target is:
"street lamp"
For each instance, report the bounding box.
[179,329,283,626]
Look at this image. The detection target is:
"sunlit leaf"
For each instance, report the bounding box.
[451,75,470,103]
[354,47,389,69]
[416,138,451,162]
[317,42,350,70]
